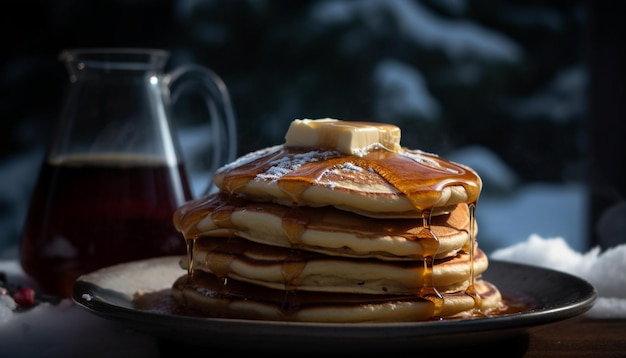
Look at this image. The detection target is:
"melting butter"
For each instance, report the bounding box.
[284,118,402,156]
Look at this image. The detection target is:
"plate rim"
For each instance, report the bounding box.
[72,256,597,346]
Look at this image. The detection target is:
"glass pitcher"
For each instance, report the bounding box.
[20,48,237,297]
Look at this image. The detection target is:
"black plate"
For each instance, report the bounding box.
[73,256,596,353]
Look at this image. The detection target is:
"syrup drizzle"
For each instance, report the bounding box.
[175,145,487,320]
[465,202,483,311]
[218,147,481,211]
[420,210,444,318]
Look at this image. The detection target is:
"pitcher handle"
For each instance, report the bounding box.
[164,64,238,196]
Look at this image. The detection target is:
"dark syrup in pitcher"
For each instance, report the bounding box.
[20,154,193,297]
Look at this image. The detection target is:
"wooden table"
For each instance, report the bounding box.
[157,316,626,357]
[514,316,625,357]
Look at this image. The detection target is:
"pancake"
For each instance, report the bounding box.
[170,118,503,323]
[172,271,502,323]
[174,193,475,260]
[181,236,488,295]
[213,145,481,219]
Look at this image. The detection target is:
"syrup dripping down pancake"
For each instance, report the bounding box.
[212,145,482,219]
[180,236,489,295]
[174,193,475,261]
[170,119,503,323]
[171,270,502,323]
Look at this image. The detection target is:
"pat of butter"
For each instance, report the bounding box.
[284,118,401,156]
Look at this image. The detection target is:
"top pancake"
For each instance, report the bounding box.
[213,145,482,218]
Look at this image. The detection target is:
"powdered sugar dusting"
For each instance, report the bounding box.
[338,162,364,172]
[352,143,393,157]
[255,149,338,182]
[400,149,462,173]
[326,162,365,184]
[217,145,283,173]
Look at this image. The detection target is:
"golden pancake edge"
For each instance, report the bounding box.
[174,193,475,260]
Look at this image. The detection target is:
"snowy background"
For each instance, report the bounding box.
[1,0,623,259]
[1,2,625,355]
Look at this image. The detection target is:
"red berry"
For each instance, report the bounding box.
[12,287,36,308]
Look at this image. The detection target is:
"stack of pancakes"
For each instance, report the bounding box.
[171,119,504,322]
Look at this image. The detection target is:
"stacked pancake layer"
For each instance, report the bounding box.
[172,119,505,322]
